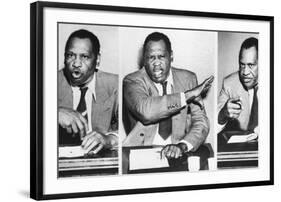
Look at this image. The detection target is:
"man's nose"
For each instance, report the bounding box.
[153,58,161,66]
[73,57,82,67]
[242,65,251,75]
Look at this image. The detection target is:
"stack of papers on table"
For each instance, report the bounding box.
[59,146,86,158]
[227,133,258,143]
[129,147,169,170]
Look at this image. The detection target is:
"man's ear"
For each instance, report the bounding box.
[170,51,174,62]
[96,53,101,67]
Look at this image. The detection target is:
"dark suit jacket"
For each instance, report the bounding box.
[58,69,118,144]
[122,67,209,151]
[218,71,254,131]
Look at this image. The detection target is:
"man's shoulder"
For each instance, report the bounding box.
[96,70,118,90]
[58,69,70,87]
[123,68,145,81]
[172,67,196,78]
[97,70,118,82]
[58,69,65,80]
[172,67,197,84]
[223,71,240,86]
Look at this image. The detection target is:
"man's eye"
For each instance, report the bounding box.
[82,55,90,60]
[66,53,74,59]
[248,64,254,69]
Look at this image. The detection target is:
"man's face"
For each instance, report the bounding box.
[64,37,99,87]
[143,40,172,83]
[239,46,258,90]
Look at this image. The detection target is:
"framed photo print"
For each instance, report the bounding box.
[30,1,274,200]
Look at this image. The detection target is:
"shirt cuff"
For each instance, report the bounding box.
[179,139,193,152]
[180,92,186,107]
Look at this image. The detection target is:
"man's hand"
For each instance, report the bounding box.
[185,76,214,102]
[81,131,113,154]
[222,97,242,119]
[160,143,187,159]
[193,75,214,97]
[58,107,88,139]
[254,126,259,135]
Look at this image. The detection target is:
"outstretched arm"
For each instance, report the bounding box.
[123,77,183,125]
[123,75,213,125]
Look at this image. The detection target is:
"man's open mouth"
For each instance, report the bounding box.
[153,70,163,78]
[72,70,82,79]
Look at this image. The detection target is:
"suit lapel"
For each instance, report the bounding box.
[95,71,109,104]
[239,84,250,128]
[91,71,111,131]
[172,68,186,93]
[171,68,187,143]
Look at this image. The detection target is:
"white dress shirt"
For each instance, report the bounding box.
[71,74,97,133]
[248,88,254,109]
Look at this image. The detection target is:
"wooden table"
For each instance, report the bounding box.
[122,144,213,174]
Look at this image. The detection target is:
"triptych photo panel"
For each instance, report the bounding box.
[30,2,274,199]
[57,22,259,177]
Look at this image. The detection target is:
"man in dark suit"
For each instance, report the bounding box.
[123,32,213,159]
[58,29,118,154]
[218,37,258,133]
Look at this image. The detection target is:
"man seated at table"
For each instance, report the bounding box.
[218,37,258,134]
[58,29,118,154]
[122,32,213,160]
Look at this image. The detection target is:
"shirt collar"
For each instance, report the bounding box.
[153,68,173,88]
[71,73,96,99]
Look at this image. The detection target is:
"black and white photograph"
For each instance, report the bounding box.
[57,24,119,177]
[120,28,216,174]
[29,1,273,200]
[1,0,280,201]
[217,33,259,169]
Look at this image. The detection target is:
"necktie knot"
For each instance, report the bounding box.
[254,85,258,94]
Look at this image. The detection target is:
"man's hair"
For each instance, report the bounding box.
[143,32,172,56]
[65,29,100,57]
[239,37,258,60]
